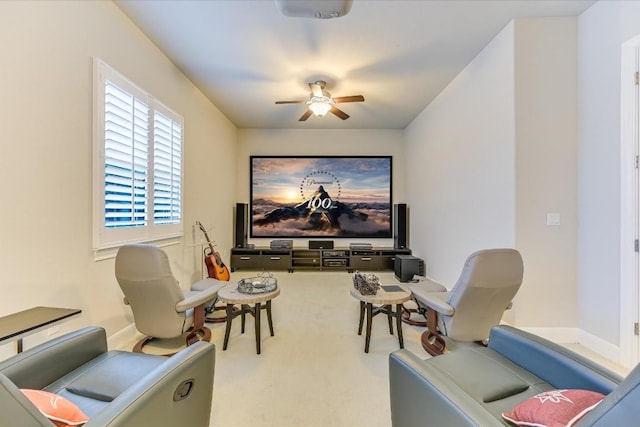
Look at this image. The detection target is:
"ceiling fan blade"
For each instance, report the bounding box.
[330,106,350,120]
[299,109,313,121]
[333,95,365,103]
[309,82,323,97]
[275,100,306,104]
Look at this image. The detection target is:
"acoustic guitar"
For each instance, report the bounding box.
[196,221,230,281]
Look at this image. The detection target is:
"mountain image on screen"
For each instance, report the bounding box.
[253,185,384,236]
[250,156,392,238]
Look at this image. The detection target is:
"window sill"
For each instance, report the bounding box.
[93,236,182,261]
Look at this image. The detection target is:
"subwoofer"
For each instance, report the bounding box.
[234,203,248,248]
[394,203,408,249]
[394,255,424,282]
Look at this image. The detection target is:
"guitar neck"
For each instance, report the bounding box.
[203,232,215,253]
[197,222,216,253]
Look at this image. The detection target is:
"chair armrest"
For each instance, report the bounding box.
[190,278,227,293]
[0,374,54,426]
[581,362,640,426]
[415,276,448,291]
[407,279,447,294]
[85,341,215,427]
[411,290,454,316]
[0,327,107,389]
[488,325,622,393]
[175,286,220,313]
[389,349,504,426]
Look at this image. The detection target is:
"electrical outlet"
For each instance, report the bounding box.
[192,224,196,244]
[47,326,60,336]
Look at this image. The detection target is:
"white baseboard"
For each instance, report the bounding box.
[10,321,623,371]
[106,324,140,351]
[0,342,17,362]
[577,329,622,366]
[516,326,622,367]
[518,326,580,344]
[0,324,140,362]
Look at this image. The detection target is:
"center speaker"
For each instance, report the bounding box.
[394,203,409,249]
[234,203,248,248]
[309,240,334,249]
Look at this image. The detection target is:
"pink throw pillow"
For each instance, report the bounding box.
[21,389,89,427]
[502,389,604,427]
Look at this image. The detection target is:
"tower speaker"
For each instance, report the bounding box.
[234,203,248,248]
[394,203,409,249]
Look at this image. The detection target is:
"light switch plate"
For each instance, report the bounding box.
[546,213,561,226]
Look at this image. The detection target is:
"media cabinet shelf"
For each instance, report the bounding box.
[230,247,411,273]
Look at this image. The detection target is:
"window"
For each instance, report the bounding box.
[93,59,183,253]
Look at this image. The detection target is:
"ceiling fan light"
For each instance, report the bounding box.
[308,97,333,117]
[309,102,332,117]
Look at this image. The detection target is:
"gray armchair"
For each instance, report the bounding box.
[408,248,524,355]
[389,325,635,426]
[115,244,225,354]
[0,327,215,427]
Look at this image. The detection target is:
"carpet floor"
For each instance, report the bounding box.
[208,271,423,427]
[125,270,630,427]
[134,271,423,426]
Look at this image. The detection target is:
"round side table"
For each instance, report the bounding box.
[217,284,280,354]
[349,284,412,353]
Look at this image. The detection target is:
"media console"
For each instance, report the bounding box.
[230,247,411,273]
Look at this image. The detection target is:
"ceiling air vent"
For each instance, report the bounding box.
[274,0,353,19]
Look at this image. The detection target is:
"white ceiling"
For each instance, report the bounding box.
[115,0,594,130]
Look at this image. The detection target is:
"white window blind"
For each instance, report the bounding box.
[93,58,183,253]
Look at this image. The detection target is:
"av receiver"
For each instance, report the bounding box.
[323,250,347,257]
[270,239,293,249]
[323,259,348,267]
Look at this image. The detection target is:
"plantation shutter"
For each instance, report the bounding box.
[93,58,183,254]
[104,81,150,228]
[153,109,182,225]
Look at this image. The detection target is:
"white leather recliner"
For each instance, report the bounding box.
[408,248,524,356]
[115,244,225,354]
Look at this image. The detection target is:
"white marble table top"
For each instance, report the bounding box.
[349,284,412,305]
[218,283,281,305]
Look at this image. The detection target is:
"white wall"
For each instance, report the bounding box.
[404,22,517,287]
[404,18,579,330]
[578,1,640,352]
[236,129,404,248]
[0,1,237,356]
[513,18,578,329]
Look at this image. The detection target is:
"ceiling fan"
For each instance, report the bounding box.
[275,80,365,121]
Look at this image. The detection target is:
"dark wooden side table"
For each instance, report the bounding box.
[0,306,82,353]
[350,285,412,353]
